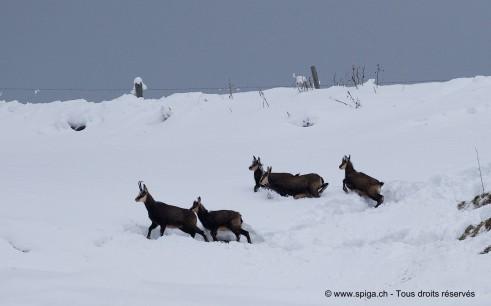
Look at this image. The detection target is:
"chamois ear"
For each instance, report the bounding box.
[348,154,351,160]
[197,196,201,203]
[138,181,143,191]
[143,184,148,192]
[253,155,256,160]
[268,166,272,173]
[258,157,261,162]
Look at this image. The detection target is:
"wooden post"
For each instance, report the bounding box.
[135,83,143,98]
[310,65,320,89]
[375,64,383,87]
[228,78,234,99]
[134,77,144,98]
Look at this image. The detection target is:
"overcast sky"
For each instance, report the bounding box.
[1,0,490,102]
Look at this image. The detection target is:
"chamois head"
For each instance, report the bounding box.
[135,181,149,203]
[259,166,272,186]
[249,156,262,171]
[190,196,203,213]
[339,155,351,170]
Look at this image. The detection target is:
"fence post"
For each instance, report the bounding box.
[134,77,144,98]
[228,78,234,99]
[310,65,320,89]
[375,64,383,87]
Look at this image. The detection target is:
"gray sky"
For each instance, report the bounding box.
[1,0,490,102]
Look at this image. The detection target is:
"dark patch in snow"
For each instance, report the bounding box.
[8,240,30,253]
[68,122,86,131]
[481,245,491,254]
[287,113,317,128]
[160,106,172,122]
[94,236,112,247]
[301,117,314,127]
[458,193,491,252]
[457,192,491,210]
[458,217,491,240]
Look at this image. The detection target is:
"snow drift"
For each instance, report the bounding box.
[1,77,491,305]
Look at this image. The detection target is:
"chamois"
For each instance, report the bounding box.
[259,166,328,199]
[248,156,264,192]
[134,181,208,241]
[249,156,301,193]
[190,197,252,243]
[339,155,384,207]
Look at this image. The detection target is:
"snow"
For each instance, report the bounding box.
[293,73,307,86]
[133,76,144,85]
[131,76,148,94]
[1,76,491,305]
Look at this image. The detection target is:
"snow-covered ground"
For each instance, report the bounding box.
[1,77,490,305]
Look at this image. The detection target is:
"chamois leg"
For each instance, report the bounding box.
[180,226,209,242]
[179,226,194,237]
[189,225,209,242]
[224,225,242,242]
[233,230,241,242]
[147,222,158,239]
[254,184,260,192]
[210,229,218,242]
[277,191,288,197]
[240,229,252,244]
[160,224,167,237]
[373,194,384,208]
[342,179,349,193]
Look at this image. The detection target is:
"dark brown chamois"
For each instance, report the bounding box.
[339,155,384,207]
[248,156,264,192]
[190,197,252,243]
[259,166,328,199]
[134,181,208,241]
[249,156,303,194]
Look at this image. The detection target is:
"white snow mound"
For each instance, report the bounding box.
[1,77,491,305]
